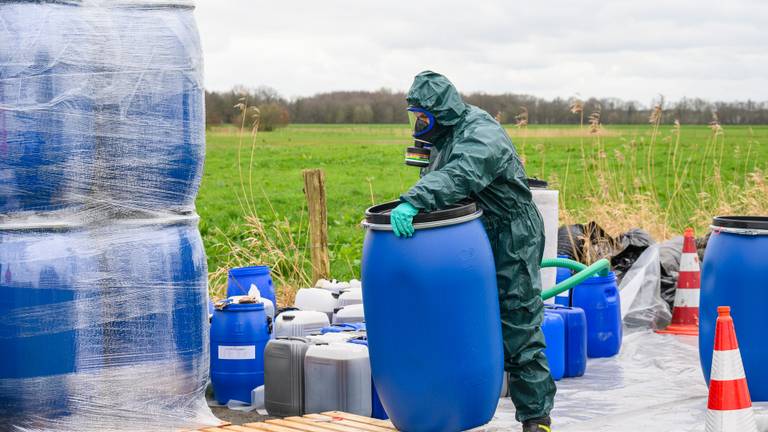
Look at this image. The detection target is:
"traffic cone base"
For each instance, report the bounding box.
[657,228,700,336]
[705,408,758,432]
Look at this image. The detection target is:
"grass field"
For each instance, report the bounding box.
[198,123,768,299]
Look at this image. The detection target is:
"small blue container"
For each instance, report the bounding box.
[321,323,366,334]
[210,301,271,404]
[545,305,587,378]
[571,272,622,358]
[542,310,565,381]
[348,337,388,420]
[227,266,275,307]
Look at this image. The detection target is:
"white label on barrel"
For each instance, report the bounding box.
[218,345,256,360]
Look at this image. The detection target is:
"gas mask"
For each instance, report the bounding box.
[405,107,436,167]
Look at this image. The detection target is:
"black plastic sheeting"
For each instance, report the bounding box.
[557,223,655,282]
[557,223,710,309]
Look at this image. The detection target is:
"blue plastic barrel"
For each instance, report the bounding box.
[348,337,388,420]
[210,300,271,404]
[100,218,208,378]
[701,217,768,400]
[0,2,95,215]
[362,201,503,432]
[542,310,565,381]
[571,272,622,358]
[94,4,204,214]
[227,265,276,306]
[545,305,587,378]
[0,225,102,422]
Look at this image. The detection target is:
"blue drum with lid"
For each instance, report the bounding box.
[362,201,503,432]
[701,217,768,400]
[210,299,272,405]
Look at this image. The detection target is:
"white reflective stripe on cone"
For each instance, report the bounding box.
[711,349,747,381]
[706,407,757,432]
[680,252,700,271]
[673,288,700,308]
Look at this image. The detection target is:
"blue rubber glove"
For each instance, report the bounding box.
[390,202,419,238]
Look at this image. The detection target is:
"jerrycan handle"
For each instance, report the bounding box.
[540,258,610,301]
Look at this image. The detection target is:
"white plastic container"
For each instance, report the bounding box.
[333,304,365,324]
[336,288,363,308]
[315,279,350,295]
[274,311,330,338]
[295,288,338,321]
[530,180,559,293]
[304,343,372,416]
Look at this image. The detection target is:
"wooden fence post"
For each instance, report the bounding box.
[303,169,330,283]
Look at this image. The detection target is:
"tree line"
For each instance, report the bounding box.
[205,86,768,130]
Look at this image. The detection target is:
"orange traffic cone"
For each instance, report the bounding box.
[657,228,700,335]
[705,306,757,432]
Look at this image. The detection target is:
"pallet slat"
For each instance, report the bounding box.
[195,412,396,432]
[244,422,303,432]
[267,419,343,432]
[304,414,393,432]
[321,412,395,430]
[283,416,362,432]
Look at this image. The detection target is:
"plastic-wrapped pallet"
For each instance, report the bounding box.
[0,1,218,431]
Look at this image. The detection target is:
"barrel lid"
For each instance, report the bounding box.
[365,200,478,225]
[215,297,265,311]
[527,178,548,189]
[712,216,768,231]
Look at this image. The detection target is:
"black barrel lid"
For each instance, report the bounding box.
[527,178,548,188]
[712,216,768,230]
[365,200,478,225]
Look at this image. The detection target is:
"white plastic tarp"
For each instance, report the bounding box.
[482,331,768,432]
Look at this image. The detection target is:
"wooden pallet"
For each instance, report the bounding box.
[195,412,397,432]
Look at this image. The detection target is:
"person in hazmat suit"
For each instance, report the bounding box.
[390,71,556,432]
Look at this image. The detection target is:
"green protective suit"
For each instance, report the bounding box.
[400,71,556,422]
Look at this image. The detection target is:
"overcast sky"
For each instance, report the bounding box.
[195,0,768,104]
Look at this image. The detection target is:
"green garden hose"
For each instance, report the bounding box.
[539,258,611,301]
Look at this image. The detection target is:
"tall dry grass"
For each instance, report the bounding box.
[555,99,768,246]
[207,98,313,304]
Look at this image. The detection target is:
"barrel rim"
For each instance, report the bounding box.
[712,216,768,233]
[363,210,483,231]
[364,200,477,225]
[218,302,266,312]
[229,265,271,276]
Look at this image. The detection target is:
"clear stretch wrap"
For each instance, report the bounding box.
[0,1,217,431]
